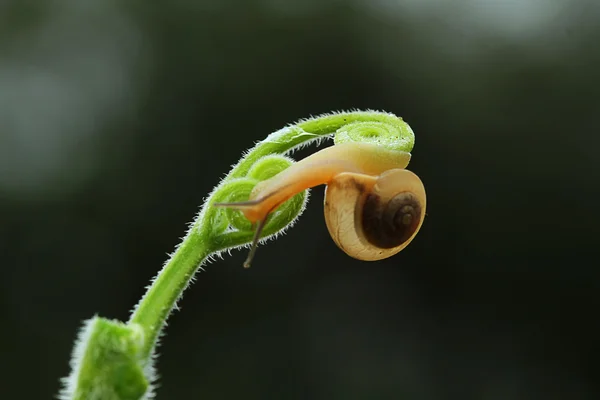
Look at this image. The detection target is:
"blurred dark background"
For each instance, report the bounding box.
[1,0,599,399]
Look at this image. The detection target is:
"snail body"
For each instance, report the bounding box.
[215,141,426,266]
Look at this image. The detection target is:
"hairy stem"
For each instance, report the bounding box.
[128,230,210,360]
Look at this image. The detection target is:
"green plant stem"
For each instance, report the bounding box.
[129,230,210,360]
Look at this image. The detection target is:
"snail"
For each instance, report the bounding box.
[215,141,426,267]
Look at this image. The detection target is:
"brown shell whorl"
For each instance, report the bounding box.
[361,192,422,249]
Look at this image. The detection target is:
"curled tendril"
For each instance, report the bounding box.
[195,111,414,251]
[199,111,415,256]
[334,120,414,151]
[205,154,308,249]
[206,112,417,267]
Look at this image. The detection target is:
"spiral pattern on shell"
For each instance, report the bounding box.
[360,191,423,249]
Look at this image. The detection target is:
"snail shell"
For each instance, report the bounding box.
[324,169,426,261]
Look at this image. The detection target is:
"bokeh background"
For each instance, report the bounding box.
[1,0,599,398]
